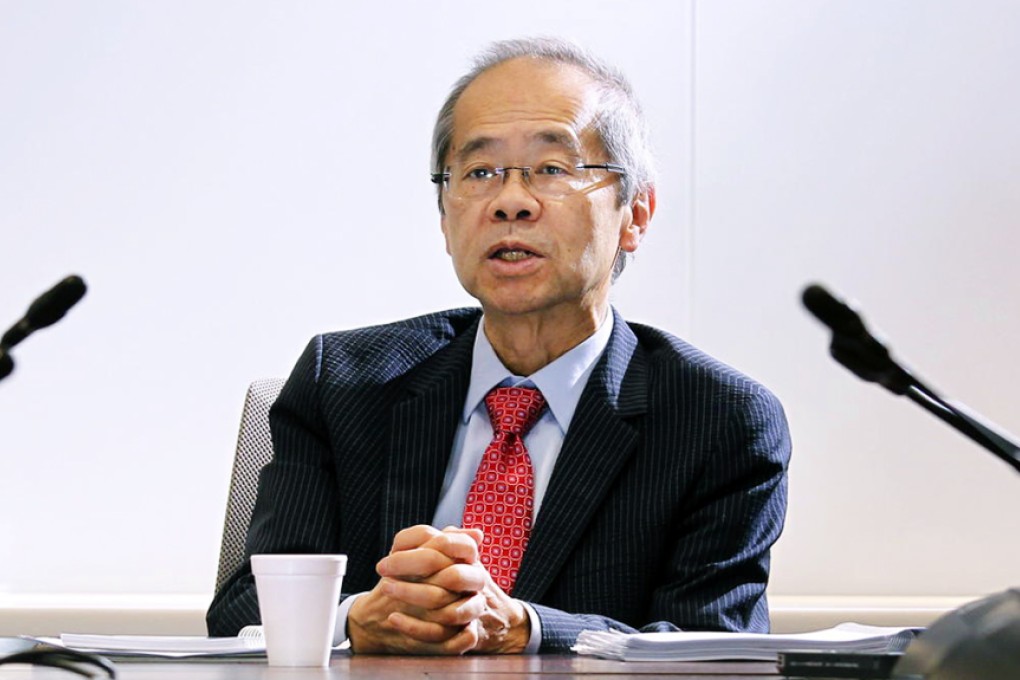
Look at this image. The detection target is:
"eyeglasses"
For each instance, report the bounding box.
[431,161,626,201]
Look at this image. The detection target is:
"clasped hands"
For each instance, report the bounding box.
[347,525,530,655]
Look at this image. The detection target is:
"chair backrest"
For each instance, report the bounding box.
[214,378,286,592]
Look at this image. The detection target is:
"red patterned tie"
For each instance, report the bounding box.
[462,386,546,594]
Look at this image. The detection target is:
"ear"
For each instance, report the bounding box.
[619,186,655,253]
[440,212,452,255]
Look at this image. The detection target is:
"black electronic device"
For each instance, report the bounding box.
[778,650,902,678]
[892,589,1020,679]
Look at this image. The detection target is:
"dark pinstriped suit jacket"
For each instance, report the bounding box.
[206,307,791,651]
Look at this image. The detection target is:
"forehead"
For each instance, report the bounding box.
[449,58,604,161]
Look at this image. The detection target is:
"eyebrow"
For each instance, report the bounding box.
[453,130,584,163]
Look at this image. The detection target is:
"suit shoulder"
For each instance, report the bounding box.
[313,308,481,385]
[626,321,790,465]
[626,321,783,406]
[321,308,480,346]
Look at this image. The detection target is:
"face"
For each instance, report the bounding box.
[440,58,653,327]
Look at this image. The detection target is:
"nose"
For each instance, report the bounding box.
[490,168,541,222]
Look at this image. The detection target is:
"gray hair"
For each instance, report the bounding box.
[431,37,656,208]
[430,37,656,279]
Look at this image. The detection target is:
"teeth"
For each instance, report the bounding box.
[496,249,532,261]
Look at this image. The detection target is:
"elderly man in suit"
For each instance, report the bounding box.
[207,37,791,655]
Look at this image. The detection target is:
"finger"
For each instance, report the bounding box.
[392,586,487,627]
[429,562,488,594]
[386,612,483,655]
[437,592,487,626]
[381,578,460,610]
[390,525,442,553]
[377,547,455,579]
[419,531,480,564]
[440,526,484,547]
[385,611,462,645]
[435,619,481,655]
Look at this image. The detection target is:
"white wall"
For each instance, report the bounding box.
[1,1,1016,604]
[693,1,1020,597]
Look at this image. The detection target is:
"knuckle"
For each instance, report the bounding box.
[417,586,446,609]
[439,607,472,626]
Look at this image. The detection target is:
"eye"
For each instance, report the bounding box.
[463,165,498,181]
[534,161,574,177]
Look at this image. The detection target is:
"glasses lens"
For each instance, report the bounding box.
[449,165,500,200]
[446,162,617,200]
[529,163,591,198]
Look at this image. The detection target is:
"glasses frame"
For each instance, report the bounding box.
[430,163,626,200]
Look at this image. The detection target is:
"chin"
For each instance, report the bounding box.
[482,301,544,317]
[477,290,548,315]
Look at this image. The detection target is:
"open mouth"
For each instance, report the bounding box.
[490,248,539,262]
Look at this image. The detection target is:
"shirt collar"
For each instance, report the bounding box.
[463,311,615,433]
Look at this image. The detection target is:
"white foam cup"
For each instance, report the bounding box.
[251,554,347,667]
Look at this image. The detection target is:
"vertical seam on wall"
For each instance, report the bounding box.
[687,0,698,341]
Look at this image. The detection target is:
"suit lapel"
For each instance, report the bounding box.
[380,319,478,546]
[514,311,648,600]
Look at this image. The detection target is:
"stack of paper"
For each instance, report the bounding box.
[573,623,920,662]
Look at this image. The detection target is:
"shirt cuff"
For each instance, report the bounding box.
[520,600,542,654]
[333,592,367,646]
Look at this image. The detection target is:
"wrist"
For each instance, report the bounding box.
[471,590,530,654]
[498,598,532,654]
[346,591,385,654]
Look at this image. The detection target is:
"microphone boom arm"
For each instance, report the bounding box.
[904,385,1020,473]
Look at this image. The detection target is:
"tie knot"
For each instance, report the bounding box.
[484,386,546,436]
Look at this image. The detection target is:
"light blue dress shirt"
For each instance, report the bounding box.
[431,312,615,529]
[337,312,614,652]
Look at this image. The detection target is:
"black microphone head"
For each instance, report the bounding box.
[801,283,866,335]
[0,351,12,381]
[802,283,915,394]
[25,275,87,329]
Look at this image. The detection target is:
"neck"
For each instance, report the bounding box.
[482,303,609,376]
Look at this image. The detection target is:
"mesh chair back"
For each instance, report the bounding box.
[214,378,285,592]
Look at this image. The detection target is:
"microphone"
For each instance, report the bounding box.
[1,275,88,351]
[0,275,87,383]
[801,283,916,395]
[801,284,868,336]
[802,282,1020,474]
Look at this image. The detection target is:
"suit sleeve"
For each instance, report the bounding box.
[206,336,345,636]
[530,384,791,652]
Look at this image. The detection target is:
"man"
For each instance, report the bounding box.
[207,37,791,654]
